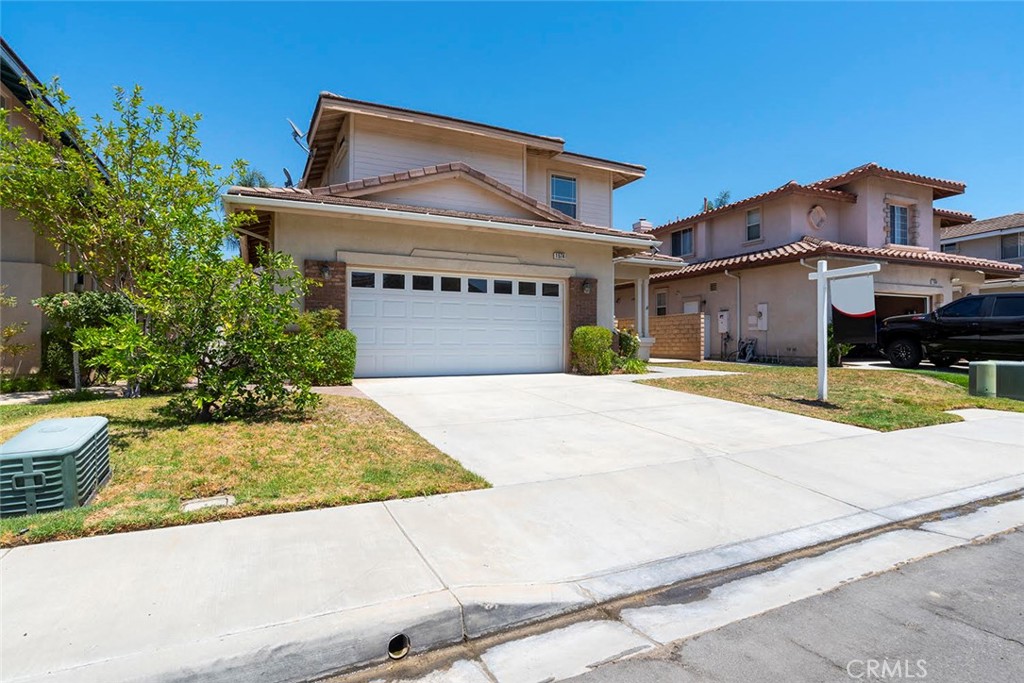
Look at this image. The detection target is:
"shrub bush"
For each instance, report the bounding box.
[35,292,133,387]
[297,308,358,386]
[617,328,640,359]
[572,326,616,375]
[619,357,648,374]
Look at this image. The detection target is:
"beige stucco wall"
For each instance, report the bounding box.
[326,115,617,229]
[617,258,987,363]
[272,209,618,332]
[525,155,613,228]
[836,177,939,250]
[369,177,539,220]
[1,91,63,373]
[949,233,1024,268]
[351,115,526,191]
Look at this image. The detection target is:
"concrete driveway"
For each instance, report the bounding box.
[356,369,870,486]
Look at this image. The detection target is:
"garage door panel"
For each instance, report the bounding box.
[382,300,408,318]
[411,301,436,318]
[349,269,564,377]
[350,326,377,344]
[350,300,376,317]
[410,328,435,345]
[439,302,463,319]
[539,306,561,322]
[381,327,407,345]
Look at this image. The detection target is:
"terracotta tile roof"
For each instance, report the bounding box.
[646,182,857,235]
[650,236,1021,282]
[933,208,975,228]
[809,162,966,199]
[941,212,1024,240]
[309,161,577,224]
[225,185,655,242]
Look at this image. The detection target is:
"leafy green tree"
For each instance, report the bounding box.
[3,80,318,420]
[700,190,731,212]
[0,287,31,376]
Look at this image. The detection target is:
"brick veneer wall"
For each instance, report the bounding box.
[303,260,347,326]
[616,313,704,360]
[566,276,598,368]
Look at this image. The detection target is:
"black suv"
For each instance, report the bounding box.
[879,292,1024,368]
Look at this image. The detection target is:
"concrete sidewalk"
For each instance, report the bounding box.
[2,372,1023,683]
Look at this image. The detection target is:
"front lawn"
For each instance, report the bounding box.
[0,395,488,546]
[646,362,1024,431]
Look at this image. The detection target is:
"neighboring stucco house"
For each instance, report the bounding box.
[617,163,1021,363]
[940,212,1024,294]
[0,38,77,374]
[224,93,676,377]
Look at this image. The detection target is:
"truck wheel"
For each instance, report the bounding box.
[929,355,956,368]
[887,339,922,369]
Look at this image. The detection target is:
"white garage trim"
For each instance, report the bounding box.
[337,250,576,279]
[347,268,565,378]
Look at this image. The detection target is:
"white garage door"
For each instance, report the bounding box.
[347,269,564,377]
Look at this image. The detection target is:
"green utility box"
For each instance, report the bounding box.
[0,417,110,518]
[994,361,1024,401]
[969,361,1024,402]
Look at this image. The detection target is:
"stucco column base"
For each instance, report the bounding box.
[638,337,655,361]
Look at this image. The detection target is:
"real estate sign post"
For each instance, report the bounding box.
[809,260,881,401]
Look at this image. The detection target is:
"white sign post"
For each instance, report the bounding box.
[808,260,881,401]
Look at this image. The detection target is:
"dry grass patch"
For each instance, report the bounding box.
[0,395,487,546]
[646,362,1024,431]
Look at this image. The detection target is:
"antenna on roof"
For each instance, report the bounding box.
[283,168,294,188]
[287,118,309,152]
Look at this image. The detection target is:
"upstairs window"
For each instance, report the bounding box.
[1001,233,1024,260]
[745,208,762,241]
[550,175,577,219]
[889,205,910,245]
[940,243,959,254]
[671,228,693,257]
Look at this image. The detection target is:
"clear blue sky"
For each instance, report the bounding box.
[4,2,1022,229]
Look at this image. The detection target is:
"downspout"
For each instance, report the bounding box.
[723,269,741,344]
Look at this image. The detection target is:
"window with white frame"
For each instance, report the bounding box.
[940,242,959,254]
[671,228,693,256]
[550,175,577,219]
[745,208,761,241]
[1001,233,1024,260]
[655,290,668,316]
[889,204,910,245]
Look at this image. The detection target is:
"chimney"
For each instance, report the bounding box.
[632,217,653,232]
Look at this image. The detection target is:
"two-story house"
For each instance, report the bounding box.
[940,212,1024,295]
[224,92,677,377]
[616,163,1021,363]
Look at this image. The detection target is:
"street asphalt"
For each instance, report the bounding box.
[567,527,1024,683]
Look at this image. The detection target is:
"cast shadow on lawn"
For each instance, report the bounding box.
[105,403,311,450]
[767,394,842,410]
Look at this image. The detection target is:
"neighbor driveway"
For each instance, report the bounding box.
[356,368,870,486]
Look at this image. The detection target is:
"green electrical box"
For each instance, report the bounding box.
[994,361,1024,401]
[0,417,110,518]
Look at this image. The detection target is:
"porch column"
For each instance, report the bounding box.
[634,278,644,335]
[637,275,654,360]
[641,275,652,337]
